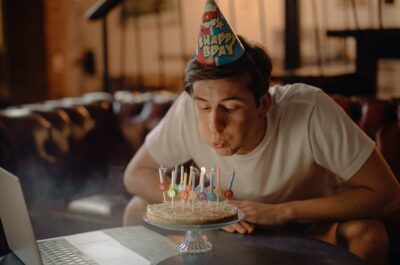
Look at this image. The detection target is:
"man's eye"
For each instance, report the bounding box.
[223,106,239,112]
[198,105,211,111]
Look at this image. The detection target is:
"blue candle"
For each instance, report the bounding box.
[207,167,217,201]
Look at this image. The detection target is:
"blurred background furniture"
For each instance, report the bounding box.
[0,90,176,238]
[327,29,400,95]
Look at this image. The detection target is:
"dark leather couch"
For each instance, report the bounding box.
[0,90,177,241]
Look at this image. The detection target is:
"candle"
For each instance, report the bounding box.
[207,167,217,202]
[158,166,167,203]
[214,167,222,206]
[191,169,196,190]
[168,166,179,205]
[198,167,206,201]
[209,167,214,191]
[188,170,198,210]
[178,165,184,192]
[199,167,205,192]
[180,172,189,201]
[171,165,178,188]
[183,172,187,189]
[158,167,164,183]
[186,165,193,192]
[224,168,235,200]
[229,167,235,190]
[180,165,184,182]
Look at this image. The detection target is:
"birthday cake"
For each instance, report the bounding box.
[146,201,238,225]
[146,165,238,225]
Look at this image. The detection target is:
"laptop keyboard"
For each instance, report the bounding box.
[38,238,98,265]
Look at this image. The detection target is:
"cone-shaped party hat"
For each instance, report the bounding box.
[196,0,245,66]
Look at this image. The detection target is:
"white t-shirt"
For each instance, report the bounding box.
[146,83,375,203]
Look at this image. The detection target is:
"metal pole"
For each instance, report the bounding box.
[284,0,300,70]
[119,16,126,91]
[102,17,110,92]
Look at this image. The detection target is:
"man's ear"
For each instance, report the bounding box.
[259,92,271,115]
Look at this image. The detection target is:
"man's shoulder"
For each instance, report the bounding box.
[175,92,194,107]
[164,92,194,117]
[269,83,323,107]
[270,83,321,101]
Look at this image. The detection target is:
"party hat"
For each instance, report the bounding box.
[196,0,245,66]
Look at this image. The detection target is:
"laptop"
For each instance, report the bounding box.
[0,167,163,265]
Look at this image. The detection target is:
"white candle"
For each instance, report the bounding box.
[188,165,193,187]
[172,165,178,186]
[191,169,196,190]
[180,165,184,184]
[170,170,175,186]
[200,167,206,192]
[158,167,164,183]
[183,172,187,189]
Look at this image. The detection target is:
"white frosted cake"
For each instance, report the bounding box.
[146,201,238,225]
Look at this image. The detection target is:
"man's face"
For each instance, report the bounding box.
[192,78,269,156]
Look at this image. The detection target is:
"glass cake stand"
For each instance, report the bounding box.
[144,210,244,254]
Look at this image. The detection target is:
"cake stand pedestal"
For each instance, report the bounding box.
[144,211,244,254]
[176,230,211,253]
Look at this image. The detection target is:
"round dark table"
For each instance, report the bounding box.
[153,225,367,265]
[0,225,367,265]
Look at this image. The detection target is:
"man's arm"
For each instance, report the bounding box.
[123,144,169,203]
[231,148,400,226]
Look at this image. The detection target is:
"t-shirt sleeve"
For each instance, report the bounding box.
[309,91,375,181]
[145,93,192,167]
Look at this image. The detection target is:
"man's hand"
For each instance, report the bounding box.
[222,221,255,234]
[229,200,291,227]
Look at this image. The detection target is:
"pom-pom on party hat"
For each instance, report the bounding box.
[196,0,245,66]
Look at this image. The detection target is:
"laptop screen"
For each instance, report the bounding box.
[0,219,10,256]
[0,167,43,265]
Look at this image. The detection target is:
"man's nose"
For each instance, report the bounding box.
[209,110,225,133]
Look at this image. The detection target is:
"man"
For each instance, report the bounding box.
[123,1,400,264]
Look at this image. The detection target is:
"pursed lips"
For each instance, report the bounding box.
[212,142,224,148]
[211,137,226,148]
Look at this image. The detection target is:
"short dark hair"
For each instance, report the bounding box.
[184,36,273,106]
